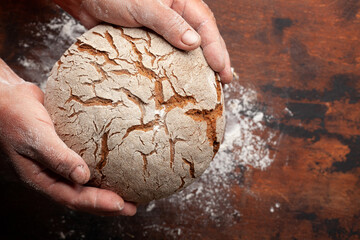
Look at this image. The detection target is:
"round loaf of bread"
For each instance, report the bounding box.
[44,24,225,203]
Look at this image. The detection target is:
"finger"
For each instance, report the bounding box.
[78,11,102,29]
[1,81,90,185]
[11,102,91,185]
[55,184,137,216]
[13,153,137,216]
[53,0,101,29]
[27,124,90,185]
[16,81,45,103]
[131,1,201,50]
[83,0,201,50]
[173,0,226,72]
[219,37,233,83]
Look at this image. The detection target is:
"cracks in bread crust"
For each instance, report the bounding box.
[45,25,225,203]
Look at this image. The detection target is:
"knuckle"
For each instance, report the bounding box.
[64,186,83,210]
[126,0,144,20]
[199,0,211,10]
[69,187,95,210]
[162,14,187,39]
[201,1,215,17]
[202,39,217,49]
[14,139,38,160]
[17,131,42,160]
[16,82,43,97]
[53,154,74,177]
[54,160,67,173]
[64,195,83,211]
[68,198,81,210]
[50,146,70,165]
[30,167,46,185]
[197,15,216,33]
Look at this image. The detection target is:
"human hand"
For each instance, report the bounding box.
[0,59,136,216]
[54,0,232,83]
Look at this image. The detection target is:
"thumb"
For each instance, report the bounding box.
[127,1,201,50]
[36,128,90,185]
[15,116,91,185]
[8,84,91,185]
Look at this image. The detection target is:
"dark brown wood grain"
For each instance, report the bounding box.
[0,0,359,239]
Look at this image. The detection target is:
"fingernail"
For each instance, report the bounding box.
[70,165,86,184]
[182,30,199,46]
[117,201,124,211]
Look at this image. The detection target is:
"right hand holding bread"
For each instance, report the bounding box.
[54,0,233,83]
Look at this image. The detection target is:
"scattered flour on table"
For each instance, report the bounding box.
[144,80,279,236]
[22,11,86,47]
[17,12,86,90]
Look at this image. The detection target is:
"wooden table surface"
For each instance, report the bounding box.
[1,0,359,239]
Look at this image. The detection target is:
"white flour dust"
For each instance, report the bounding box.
[223,83,277,170]
[17,12,86,89]
[143,80,279,236]
[23,11,86,46]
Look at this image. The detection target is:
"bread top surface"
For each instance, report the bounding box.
[45,25,225,203]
